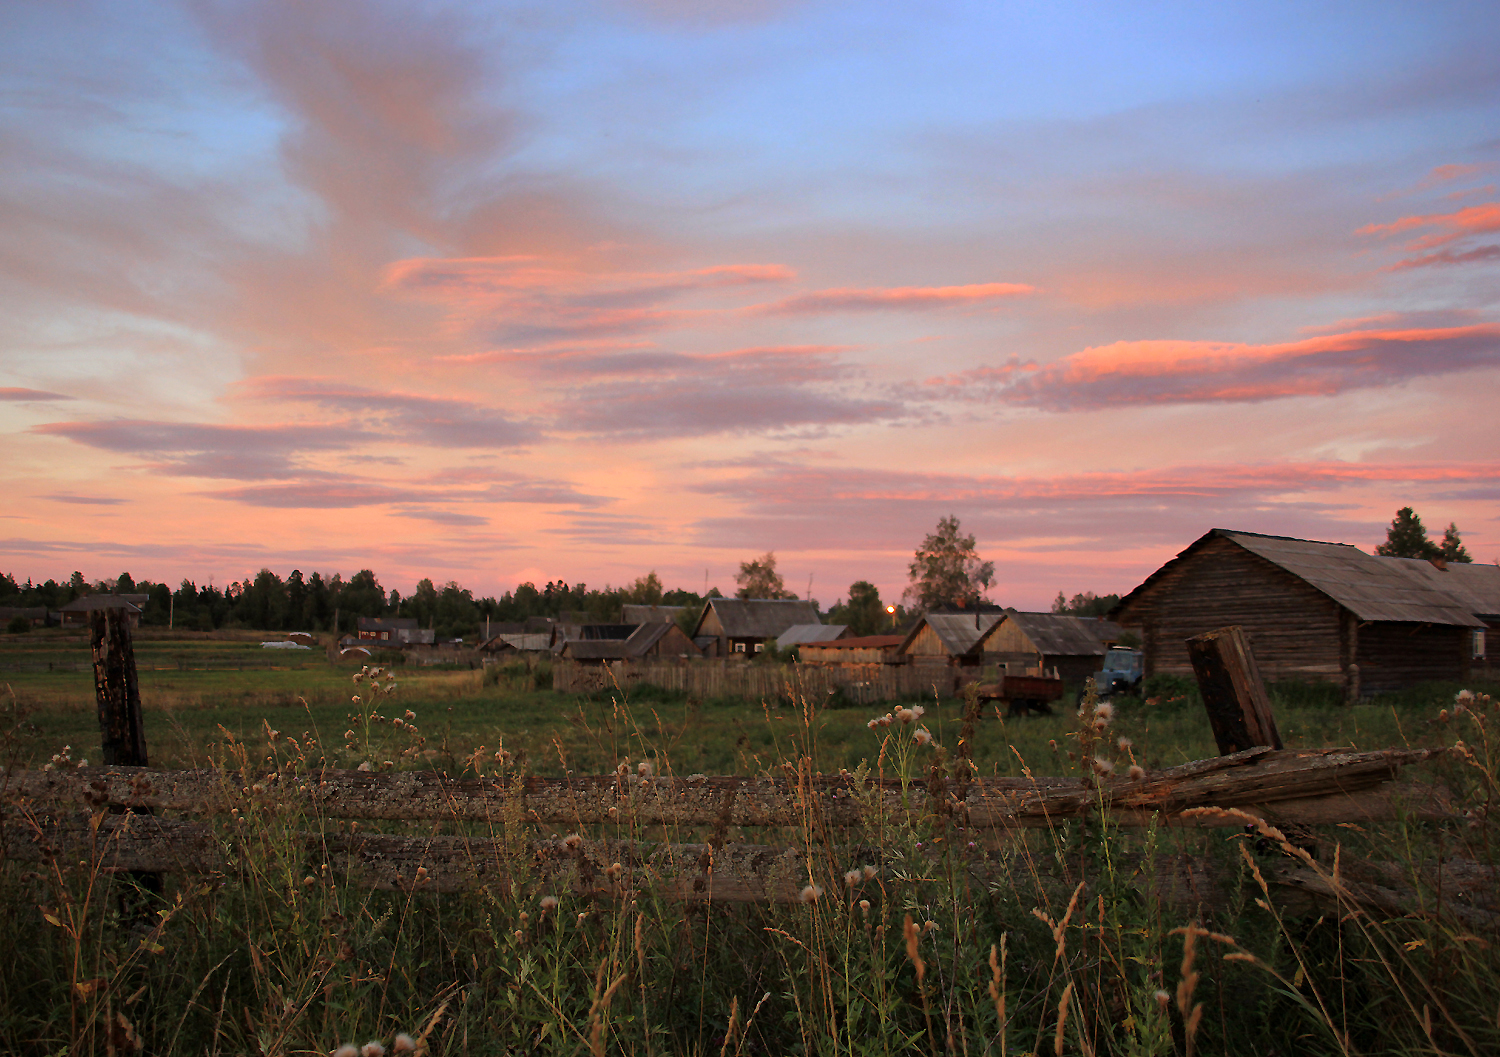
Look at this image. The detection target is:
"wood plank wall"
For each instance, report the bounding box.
[554,658,959,703]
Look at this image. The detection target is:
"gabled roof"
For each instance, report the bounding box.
[621,604,687,623]
[777,624,847,648]
[357,617,418,631]
[563,621,698,659]
[1113,529,1482,627]
[800,634,904,650]
[694,598,822,639]
[899,611,1003,656]
[981,611,1122,656]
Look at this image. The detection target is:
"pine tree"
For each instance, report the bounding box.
[1438,523,1473,563]
[1375,507,1440,559]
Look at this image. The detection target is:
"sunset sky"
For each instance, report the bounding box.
[3,0,1498,608]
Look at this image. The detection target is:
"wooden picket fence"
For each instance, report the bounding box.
[552,657,956,703]
[2,613,1494,921]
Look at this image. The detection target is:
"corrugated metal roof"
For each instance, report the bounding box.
[985,612,1121,656]
[777,624,848,648]
[902,611,1002,656]
[1387,558,1500,621]
[1113,529,1485,627]
[700,599,822,639]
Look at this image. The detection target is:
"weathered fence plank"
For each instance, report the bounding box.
[6,747,1448,830]
[90,608,148,767]
[1186,625,1283,755]
[552,658,955,703]
[6,813,1494,923]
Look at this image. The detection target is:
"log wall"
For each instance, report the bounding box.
[1356,622,1471,695]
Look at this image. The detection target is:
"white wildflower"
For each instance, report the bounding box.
[913,727,934,747]
[539,895,559,911]
[799,884,823,904]
[844,868,862,886]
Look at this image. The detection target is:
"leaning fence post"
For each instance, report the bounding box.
[1185,625,1282,755]
[91,607,148,766]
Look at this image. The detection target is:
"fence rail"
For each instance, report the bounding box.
[552,657,960,702]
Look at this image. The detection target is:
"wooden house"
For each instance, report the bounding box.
[896,611,1004,668]
[975,611,1123,692]
[559,621,701,662]
[691,599,822,657]
[58,595,143,628]
[357,617,435,646]
[1111,529,1494,698]
[798,634,905,664]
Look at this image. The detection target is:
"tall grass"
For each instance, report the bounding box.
[2,675,1498,1055]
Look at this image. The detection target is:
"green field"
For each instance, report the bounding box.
[1,629,1480,778]
[4,630,1498,1056]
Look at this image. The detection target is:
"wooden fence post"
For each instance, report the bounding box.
[91,607,148,766]
[1185,625,1282,756]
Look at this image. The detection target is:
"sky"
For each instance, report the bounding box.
[2,0,1498,609]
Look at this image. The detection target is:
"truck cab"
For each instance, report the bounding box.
[1098,647,1143,697]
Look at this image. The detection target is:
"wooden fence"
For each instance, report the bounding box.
[552,657,959,703]
[2,612,1492,920]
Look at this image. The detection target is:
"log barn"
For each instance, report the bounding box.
[975,611,1124,693]
[1111,529,1495,699]
[897,611,1003,669]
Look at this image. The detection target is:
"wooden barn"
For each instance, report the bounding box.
[798,634,905,664]
[896,611,1003,668]
[58,595,144,629]
[976,611,1124,692]
[1111,529,1494,699]
[559,621,701,662]
[691,599,822,657]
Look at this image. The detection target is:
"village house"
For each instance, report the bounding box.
[776,624,848,650]
[797,634,905,664]
[896,610,1004,668]
[0,605,49,629]
[975,611,1124,692]
[691,598,822,657]
[356,617,435,646]
[558,621,701,662]
[58,594,145,628]
[1111,529,1499,699]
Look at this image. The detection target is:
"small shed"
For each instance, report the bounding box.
[560,621,701,662]
[776,624,848,650]
[58,595,142,628]
[976,611,1124,692]
[1111,529,1491,698]
[692,599,822,657]
[357,618,435,645]
[0,606,49,629]
[798,634,905,664]
[897,611,1004,667]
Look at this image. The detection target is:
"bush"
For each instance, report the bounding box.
[6,616,30,635]
[1141,671,1200,707]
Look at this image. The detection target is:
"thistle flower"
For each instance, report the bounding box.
[858,899,871,915]
[1116,735,1132,750]
[1092,756,1114,775]
[351,695,361,703]
[393,1035,417,1055]
[910,705,925,720]
[866,719,880,730]
[1092,718,1108,733]
[1093,702,1115,721]
[333,1046,359,1057]
[894,707,914,724]
[606,862,624,880]
[799,884,823,904]
[1154,989,1171,1011]
[563,833,584,849]
[1128,764,1146,780]
[844,868,863,886]
[362,1043,386,1057]
[913,727,934,747]
[1457,689,1475,705]
[405,710,416,720]
[862,864,879,881]
[356,762,372,772]
[352,673,364,683]
[638,760,654,777]
[539,895,559,911]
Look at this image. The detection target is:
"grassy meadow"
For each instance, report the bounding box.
[2,628,1499,1055]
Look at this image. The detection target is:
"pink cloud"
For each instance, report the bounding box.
[1358,201,1500,250]
[937,324,1500,410]
[1,387,73,401]
[751,281,1035,316]
[31,419,372,479]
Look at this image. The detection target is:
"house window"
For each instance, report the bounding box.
[1476,629,1487,659]
[733,642,746,653]
[753,642,764,653]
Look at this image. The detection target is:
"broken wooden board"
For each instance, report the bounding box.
[4,746,1449,830]
[5,812,1493,924]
